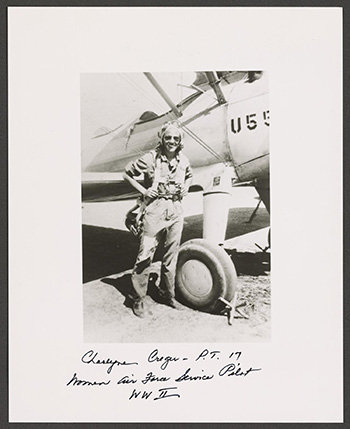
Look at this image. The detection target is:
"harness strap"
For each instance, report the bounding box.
[151,151,184,198]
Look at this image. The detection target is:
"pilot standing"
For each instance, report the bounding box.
[123,121,193,318]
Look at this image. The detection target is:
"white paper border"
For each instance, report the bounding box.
[9,7,343,422]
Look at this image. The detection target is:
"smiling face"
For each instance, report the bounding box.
[162,126,181,157]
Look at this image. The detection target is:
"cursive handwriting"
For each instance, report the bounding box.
[67,372,110,387]
[175,367,214,382]
[218,363,261,377]
[147,349,180,370]
[142,371,170,385]
[67,348,262,400]
[117,375,137,384]
[81,350,138,374]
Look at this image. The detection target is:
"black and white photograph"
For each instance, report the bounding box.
[81,71,271,343]
[8,7,342,423]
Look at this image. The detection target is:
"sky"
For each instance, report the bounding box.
[80,72,197,169]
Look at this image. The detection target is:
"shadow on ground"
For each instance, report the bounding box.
[101,271,162,308]
[82,226,139,283]
[82,207,270,283]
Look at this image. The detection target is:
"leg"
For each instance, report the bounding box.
[130,233,160,302]
[159,215,184,301]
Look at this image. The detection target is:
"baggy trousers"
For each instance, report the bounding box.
[130,198,184,302]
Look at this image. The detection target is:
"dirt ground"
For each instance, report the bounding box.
[83,268,271,343]
[82,191,271,343]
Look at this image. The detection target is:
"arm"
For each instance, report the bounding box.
[124,152,159,200]
[123,171,146,195]
[123,171,158,199]
[179,160,193,197]
[180,176,193,197]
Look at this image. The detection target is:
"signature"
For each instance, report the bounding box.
[147,349,181,370]
[81,350,138,374]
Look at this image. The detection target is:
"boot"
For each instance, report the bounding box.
[132,300,145,318]
[164,298,183,310]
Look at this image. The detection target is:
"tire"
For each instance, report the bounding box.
[176,239,237,313]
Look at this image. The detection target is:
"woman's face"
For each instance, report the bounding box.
[162,127,181,155]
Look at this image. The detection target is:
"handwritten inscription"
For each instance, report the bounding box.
[142,372,170,384]
[219,363,261,377]
[175,368,214,382]
[117,375,137,384]
[129,388,153,400]
[154,387,180,401]
[67,373,111,387]
[67,348,261,399]
[147,349,180,370]
[195,349,221,360]
[129,386,181,401]
[81,350,138,374]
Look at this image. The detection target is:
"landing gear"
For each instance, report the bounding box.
[175,166,239,315]
[176,238,237,313]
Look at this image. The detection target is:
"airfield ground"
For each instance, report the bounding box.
[82,188,271,343]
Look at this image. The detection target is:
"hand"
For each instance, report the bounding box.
[144,188,158,199]
[179,186,189,198]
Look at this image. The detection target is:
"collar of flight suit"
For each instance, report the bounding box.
[158,151,181,164]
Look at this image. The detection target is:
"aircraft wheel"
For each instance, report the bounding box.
[176,239,237,313]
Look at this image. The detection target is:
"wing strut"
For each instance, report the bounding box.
[205,72,227,105]
[144,72,182,118]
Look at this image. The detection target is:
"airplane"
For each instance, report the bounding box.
[81,71,270,317]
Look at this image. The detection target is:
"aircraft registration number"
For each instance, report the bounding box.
[230,110,270,134]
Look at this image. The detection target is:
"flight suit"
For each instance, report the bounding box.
[125,149,193,303]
